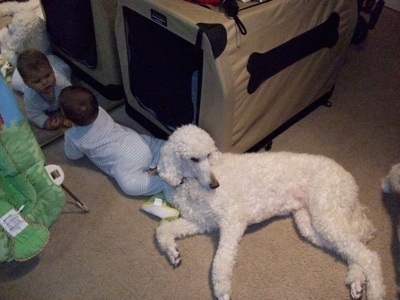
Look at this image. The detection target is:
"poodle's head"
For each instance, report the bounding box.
[0,11,51,66]
[158,124,221,188]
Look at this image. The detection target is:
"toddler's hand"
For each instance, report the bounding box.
[45,116,63,130]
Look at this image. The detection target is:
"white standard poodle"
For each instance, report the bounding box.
[156,124,386,300]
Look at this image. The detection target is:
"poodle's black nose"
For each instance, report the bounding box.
[210,180,220,189]
[208,172,219,189]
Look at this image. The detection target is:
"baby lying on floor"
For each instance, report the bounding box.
[59,85,172,198]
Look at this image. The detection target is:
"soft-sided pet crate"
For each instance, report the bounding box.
[40,0,124,100]
[115,0,357,153]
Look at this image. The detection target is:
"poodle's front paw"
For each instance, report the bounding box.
[217,295,230,300]
[350,280,364,299]
[166,246,181,267]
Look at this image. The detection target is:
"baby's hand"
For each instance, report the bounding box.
[44,116,63,130]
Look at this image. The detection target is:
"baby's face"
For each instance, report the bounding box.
[25,66,56,99]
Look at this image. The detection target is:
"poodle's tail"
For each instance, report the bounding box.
[350,205,376,244]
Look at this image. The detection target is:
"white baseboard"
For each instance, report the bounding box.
[385,0,400,11]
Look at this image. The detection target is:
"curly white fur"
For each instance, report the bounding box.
[0,0,50,66]
[156,124,386,300]
[0,0,41,18]
[381,163,400,194]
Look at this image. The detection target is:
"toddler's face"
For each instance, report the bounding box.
[25,66,56,98]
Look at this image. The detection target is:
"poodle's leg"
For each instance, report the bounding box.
[342,248,385,300]
[327,239,383,300]
[346,207,377,299]
[212,220,247,300]
[294,209,370,299]
[293,208,331,248]
[156,218,206,267]
[311,218,385,300]
[346,263,366,299]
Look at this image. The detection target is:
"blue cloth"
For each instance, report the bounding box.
[0,75,24,127]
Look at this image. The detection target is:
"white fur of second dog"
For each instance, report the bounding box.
[0,1,54,93]
[381,163,400,194]
[0,1,50,67]
[0,0,42,18]
[156,124,386,300]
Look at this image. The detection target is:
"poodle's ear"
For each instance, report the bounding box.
[209,150,222,166]
[157,142,183,187]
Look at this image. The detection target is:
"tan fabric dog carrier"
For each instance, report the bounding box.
[115,0,357,152]
[41,0,124,100]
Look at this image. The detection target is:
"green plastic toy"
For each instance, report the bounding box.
[0,75,65,262]
[141,192,179,224]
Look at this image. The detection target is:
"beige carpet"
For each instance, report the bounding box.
[1,7,400,300]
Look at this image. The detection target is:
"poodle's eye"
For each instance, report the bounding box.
[190,157,200,163]
[207,153,212,158]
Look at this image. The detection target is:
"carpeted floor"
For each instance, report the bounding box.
[1,6,399,300]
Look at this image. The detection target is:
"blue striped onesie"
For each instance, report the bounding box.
[63,107,169,196]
